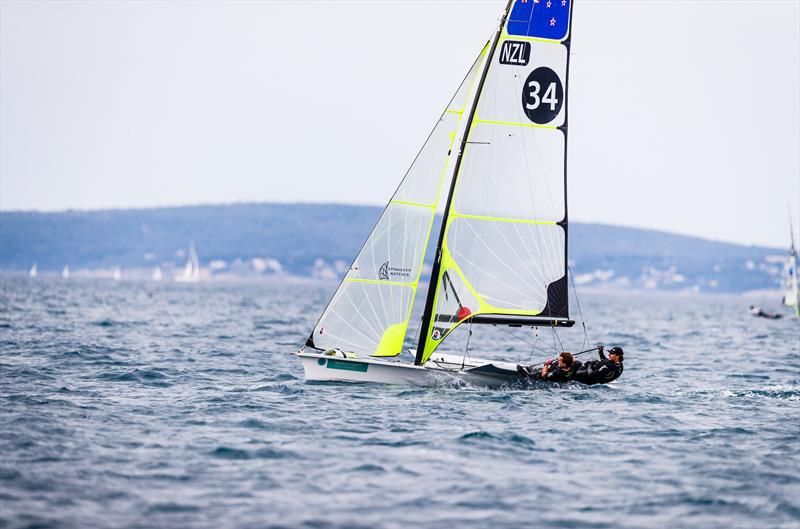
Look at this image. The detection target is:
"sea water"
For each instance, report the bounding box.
[1,277,798,529]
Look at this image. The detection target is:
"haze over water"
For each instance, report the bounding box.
[1,278,798,528]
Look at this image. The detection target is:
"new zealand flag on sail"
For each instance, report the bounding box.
[507,0,571,41]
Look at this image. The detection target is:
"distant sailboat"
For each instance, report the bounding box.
[174,244,200,283]
[29,263,37,278]
[782,217,799,316]
[112,267,122,281]
[61,265,70,279]
[152,266,163,281]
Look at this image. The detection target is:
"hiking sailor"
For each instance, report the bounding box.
[518,352,581,382]
[540,352,581,382]
[574,345,624,385]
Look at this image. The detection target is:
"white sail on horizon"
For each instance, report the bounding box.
[174,244,201,283]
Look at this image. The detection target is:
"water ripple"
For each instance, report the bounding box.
[0,278,798,529]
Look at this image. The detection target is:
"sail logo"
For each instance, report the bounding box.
[378,261,411,281]
[379,262,390,280]
[499,40,530,66]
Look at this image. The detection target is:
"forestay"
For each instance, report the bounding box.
[417,0,574,363]
[307,50,487,358]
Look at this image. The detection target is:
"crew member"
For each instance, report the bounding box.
[574,345,624,385]
[541,351,580,382]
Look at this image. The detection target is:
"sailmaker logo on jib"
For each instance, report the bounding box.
[379,261,411,281]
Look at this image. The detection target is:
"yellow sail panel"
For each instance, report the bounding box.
[372,321,409,357]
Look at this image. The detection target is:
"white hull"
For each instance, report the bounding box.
[296,351,524,388]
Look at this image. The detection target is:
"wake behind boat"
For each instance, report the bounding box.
[294,0,621,387]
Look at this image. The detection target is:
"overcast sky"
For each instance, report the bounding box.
[1,1,798,248]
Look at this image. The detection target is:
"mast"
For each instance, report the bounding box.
[414,0,514,365]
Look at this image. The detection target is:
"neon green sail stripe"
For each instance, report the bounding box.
[389,199,436,209]
[500,29,568,45]
[473,118,557,130]
[451,212,557,225]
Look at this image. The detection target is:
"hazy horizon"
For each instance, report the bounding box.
[2,1,798,248]
[0,198,790,251]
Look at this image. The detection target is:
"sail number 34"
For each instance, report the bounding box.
[526,81,558,111]
[521,67,564,124]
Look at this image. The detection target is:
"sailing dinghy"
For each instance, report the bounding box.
[296,0,584,386]
[782,218,799,317]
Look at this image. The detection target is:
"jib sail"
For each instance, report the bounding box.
[307,48,487,357]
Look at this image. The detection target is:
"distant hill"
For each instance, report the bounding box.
[0,203,788,292]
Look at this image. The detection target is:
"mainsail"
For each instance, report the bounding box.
[306,0,575,363]
[416,0,575,363]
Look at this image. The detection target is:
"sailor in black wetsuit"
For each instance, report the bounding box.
[574,345,624,385]
[538,352,581,382]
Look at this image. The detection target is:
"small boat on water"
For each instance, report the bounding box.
[61,265,70,279]
[152,266,163,281]
[174,244,200,283]
[29,263,37,278]
[294,0,599,387]
[782,218,799,317]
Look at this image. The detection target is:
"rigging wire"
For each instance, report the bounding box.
[408,316,424,360]
[551,324,564,353]
[525,326,540,364]
[492,324,553,357]
[568,264,591,350]
[461,320,474,369]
